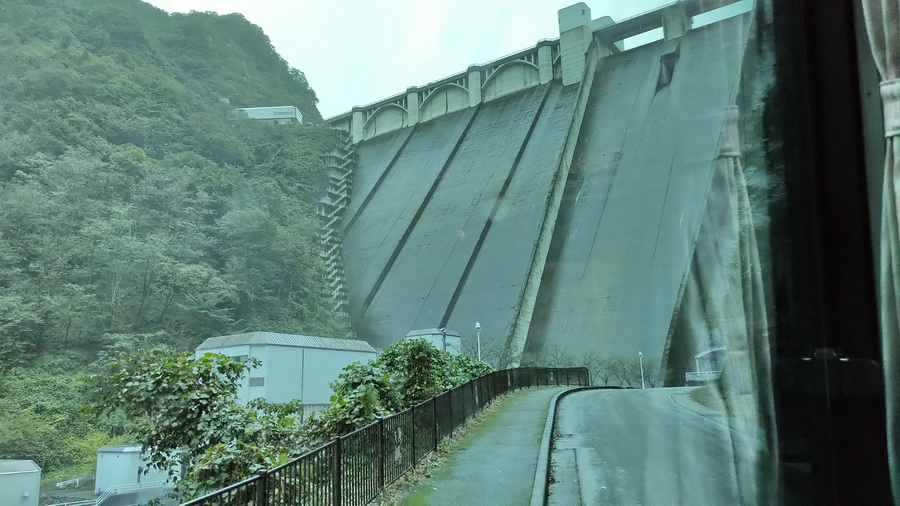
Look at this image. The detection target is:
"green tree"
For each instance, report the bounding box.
[378,339,450,406]
[300,341,494,446]
[180,398,305,498]
[300,362,397,446]
[92,349,251,480]
[446,353,494,386]
[0,295,43,370]
[91,348,307,497]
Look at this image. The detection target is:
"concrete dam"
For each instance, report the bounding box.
[324,0,765,384]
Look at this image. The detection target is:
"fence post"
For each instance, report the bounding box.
[332,436,342,506]
[475,378,481,411]
[411,406,417,465]
[256,469,268,506]
[378,417,385,489]
[432,396,438,452]
[474,379,479,411]
[449,391,454,437]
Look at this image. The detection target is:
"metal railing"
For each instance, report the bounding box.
[685,370,722,382]
[46,480,172,506]
[183,367,588,505]
[55,474,95,489]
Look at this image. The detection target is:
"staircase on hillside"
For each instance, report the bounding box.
[316,132,355,322]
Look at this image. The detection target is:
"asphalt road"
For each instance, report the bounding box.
[550,387,775,505]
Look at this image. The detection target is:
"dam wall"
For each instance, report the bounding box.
[525,14,751,367]
[332,0,755,375]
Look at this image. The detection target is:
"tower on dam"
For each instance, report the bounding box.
[326,0,771,387]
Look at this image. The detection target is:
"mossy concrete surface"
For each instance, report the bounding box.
[402,387,570,506]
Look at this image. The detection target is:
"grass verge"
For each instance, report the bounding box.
[688,385,729,414]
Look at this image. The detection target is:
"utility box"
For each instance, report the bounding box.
[405,328,462,355]
[0,460,40,506]
[95,446,171,494]
[195,331,379,415]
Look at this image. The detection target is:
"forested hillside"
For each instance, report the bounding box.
[0,0,346,481]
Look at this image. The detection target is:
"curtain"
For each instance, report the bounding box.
[860,1,900,502]
[664,106,778,502]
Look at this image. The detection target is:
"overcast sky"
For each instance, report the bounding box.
[142,1,732,118]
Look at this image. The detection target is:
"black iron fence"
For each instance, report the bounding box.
[183,367,588,506]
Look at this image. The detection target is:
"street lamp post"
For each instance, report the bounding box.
[638,351,645,389]
[475,321,481,361]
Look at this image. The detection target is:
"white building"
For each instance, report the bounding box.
[195,331,379,413]
[95,446,172,494]
[233,106,303,124]
[0,460,40,506]
[405,328,462,355]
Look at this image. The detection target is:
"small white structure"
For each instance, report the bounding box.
[95,446,171,494]
[685,347,727,384]
[0,460,40,506]
[195,331,379,410]
[405,328,462,355]
[233,106,303,124]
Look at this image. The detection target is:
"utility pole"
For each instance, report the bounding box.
[475,321,481,361]
[638,351,645,389]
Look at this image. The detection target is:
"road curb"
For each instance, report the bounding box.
[530,386,599,506]
[670,390,768,450]
[670,390,726,419]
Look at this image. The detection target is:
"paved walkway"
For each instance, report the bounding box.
[401,386,569,506]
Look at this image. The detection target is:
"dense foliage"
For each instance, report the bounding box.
[94,349,251,474]
[93,349,306,498]
[300,339,494,447]
[0,0,345,481]
[0,353,129,483]
[94,341,493,497]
